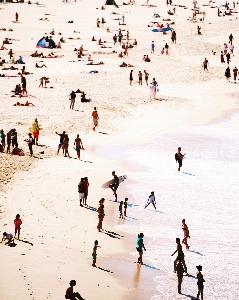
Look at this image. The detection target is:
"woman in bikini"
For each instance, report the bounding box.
[182,219,190,249]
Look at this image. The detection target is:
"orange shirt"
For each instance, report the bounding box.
[92,111,98,118]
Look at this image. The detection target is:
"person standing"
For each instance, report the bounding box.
[175,147,185,171]
[220,51,225,63]
[138,71,143,86]
[26,133,33,157]
[74,134,83,160]
[122,14,125,23]
[78,178,85,207]
[152,77,158,98]
[171,30,176,44]
[109,171,119,202]
[118,32,123,45]
[124,197,128,217]
[21,75,27,95]
[196,265,205,300]
[69,91,76,110]
[113,34,117,45]
[151,41,155,54]
[144,191,156,210]
[225,66,231,82]
[229,43,234,56]
[32,118,39,145]
[0,129,6,152]
[136,233,146,264]
[130,70,133,85]
[56,131,66,155]
[6,129,14,153]
[119,201,123,218]
[176,259,185,294]
[63,134,70,157]
[165,43,169,55]
[14,214,22,240]
[171,238,187,273]
[144,70,149,86]
[229,33,233,44]
[97,198,105,232]
[233,66,238,83]
[8,49,13,60]
[92,107,99,131]
[202,58,208,72]
[92,240,101,267]
[182,219,190,250]
[83,177,89,206]
[11,130,17,148]
[15,12,19,22]
[226,52,230,64]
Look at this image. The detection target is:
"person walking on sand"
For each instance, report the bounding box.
[97,198,105,232]
[92,107,99,131]
[92,240,101,267]
[136,233,146,264]
[138,71,143,86]
[196,265,205,300]
[65,280,85,300]
[144,191,156,210]
[226,52,231,64]
[124,197,128,217]
[69,91,76,110]
[176,259,185,294]
[83,177,89,206]
[15,12,19,22]
[229,43,234,56]
[171,30,176,44]
[109,171,119,202]
[171,238,187,273]
[225,66,231,82]
[56,131,66,155]
[144,70,149,86]
[151,41,155,54]
[32,118,39,145]
[175,147,185,172]
[74,134,83,160]
[130,70,133,85]
[1,232,14,245]
[165,43,169,55]
[113,34,117,45]
[233,66,238,83]
[78,178,85,207]
[182,219,190,249]
[202,58,208,72]
[26,133,33,157]
[14,214,22,240]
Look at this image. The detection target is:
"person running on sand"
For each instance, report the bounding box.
[74,134,83,160]
[124,197,128,216]
[83,177,89,206]
[233,66,238,83]
[196,265,205,300]
[97,198,105,232]
[202,58,208,72]
[109,171,119,202]
[171,238,187,273]
[144,191,156,210]
[65,280,85,300]
[56,131,65,155]
[78,178,85,206]
[129,70,133,85]
[182,219,190,249]
[63,134,70,157]
[144,70,149,86]
[92,240,101,267]
[1,232,14,245]
[92,107,99,131]
[14,214,22,240]
[138,71,143,86]
[136,233,146,264]
[176,147,185,171]
[176,259,185,294]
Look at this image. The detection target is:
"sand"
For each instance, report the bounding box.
[0,0,239,299]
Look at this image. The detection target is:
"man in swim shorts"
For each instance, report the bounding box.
[176,147,186,171]
[69,91,76,110]
[144,191,156,209]
[109,171,119,202]
[74,134,83,160]
[78,178,85,206]
[56,131,66,155]
[32,118,39,145]
[92,107,99,131]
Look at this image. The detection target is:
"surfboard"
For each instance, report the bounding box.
[151,27,172,32]
[102,175,127,189]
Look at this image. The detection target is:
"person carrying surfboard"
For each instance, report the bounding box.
[109,171,119,202]
[144,191,156,210]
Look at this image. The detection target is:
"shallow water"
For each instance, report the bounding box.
[113,111,239,299]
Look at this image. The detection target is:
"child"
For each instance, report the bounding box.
[92,240,101,267]
[124,197,128,217]
[65,280,85,300]
[119,201,123,218]
[14,214,22,240]
[196,265,205,299]
[1,232,14,245]
[161,48,164,55]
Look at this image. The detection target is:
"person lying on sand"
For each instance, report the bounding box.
[2,66,18,70]
[3,38,12,45]
[87,61,104,65]
[101,45,112,48]
[120,62,134,67]
[14,101,34,106]
[35,63,47,68]
[39,18,49,21]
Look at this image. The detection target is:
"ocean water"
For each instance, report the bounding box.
[114,110,239,299]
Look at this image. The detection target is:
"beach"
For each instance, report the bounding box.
[0,0,239,299]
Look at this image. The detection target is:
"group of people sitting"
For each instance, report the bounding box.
[143,55,151,62]
[120,62,134,67]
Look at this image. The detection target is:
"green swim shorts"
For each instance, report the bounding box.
[92,253,97,260]
[76,146,81,152]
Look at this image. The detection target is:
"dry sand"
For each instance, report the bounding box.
[0,0,239,299]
